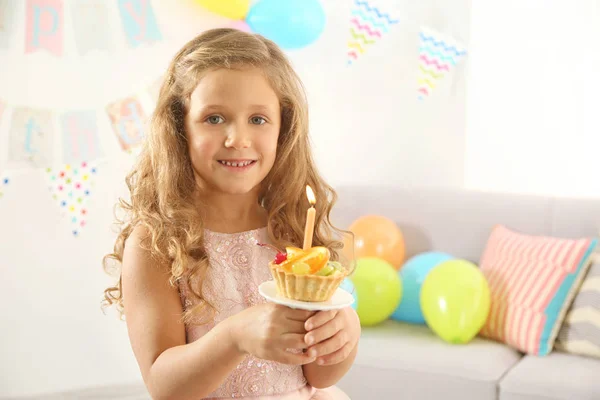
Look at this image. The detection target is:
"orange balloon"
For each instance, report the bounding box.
[344,215,405,270]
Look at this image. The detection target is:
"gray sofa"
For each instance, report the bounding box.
[332,186,600,400]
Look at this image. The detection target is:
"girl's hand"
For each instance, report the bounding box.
[303,307,361,366]
[230,303,317,365]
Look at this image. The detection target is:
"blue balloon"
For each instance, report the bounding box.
[340,278,358,311]
[391,252,454,324]
[246,0,326,49]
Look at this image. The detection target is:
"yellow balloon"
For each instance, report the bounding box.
[420,259,490,344]
[196,0,250,20]
[351,257,403,327]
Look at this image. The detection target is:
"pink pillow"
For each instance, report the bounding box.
[478,225,597,355]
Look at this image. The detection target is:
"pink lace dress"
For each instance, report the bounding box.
[178,227,350,400]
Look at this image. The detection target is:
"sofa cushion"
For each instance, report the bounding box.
[499,352,600,400]
[555,255,600,358]
[337,320,522,400]
[478,225,597,355]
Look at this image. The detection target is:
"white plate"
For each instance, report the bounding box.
[258,280,355,311]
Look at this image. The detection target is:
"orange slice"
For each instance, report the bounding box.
[280,247,330,274]
[285,246,304,259]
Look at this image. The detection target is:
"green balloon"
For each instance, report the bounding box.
[351,257,402,327]
[420,259,490,344]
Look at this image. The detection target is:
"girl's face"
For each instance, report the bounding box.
[184,67,281,196]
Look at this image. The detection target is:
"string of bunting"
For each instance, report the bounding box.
[0,74,162,236]
[0,0,165,237]
[0,0,163,56]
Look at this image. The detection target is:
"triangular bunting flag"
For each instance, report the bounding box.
[347,0,399,66]
[45,161,98,237]
[417,27,467,100]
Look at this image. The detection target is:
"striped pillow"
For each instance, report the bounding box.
[555,254,600,358]
[478,225,597,356]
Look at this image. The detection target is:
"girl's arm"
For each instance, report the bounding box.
[303,343,358,388]
[302,307,361,389]
[121,227,246,400]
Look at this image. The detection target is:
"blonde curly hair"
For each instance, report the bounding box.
[102,28,348,324]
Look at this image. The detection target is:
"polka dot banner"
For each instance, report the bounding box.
[45,161,98,237]
[0,173,9,199]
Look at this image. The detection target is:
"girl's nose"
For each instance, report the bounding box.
[224,124,251,149]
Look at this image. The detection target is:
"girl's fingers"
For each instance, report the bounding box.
[305,310,337,331]
[315,341,353,366]
[304,315,343,345]
[306,329,347,358]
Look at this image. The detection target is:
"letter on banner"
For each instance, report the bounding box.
[117,0,162,48]
[71,0,113,55]
[9,108,55,168]
[25,0,64,56]
[106,97,147,152]
[0,0,18,49]
[61,111,102,164]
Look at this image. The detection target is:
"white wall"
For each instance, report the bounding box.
[465,0,600,198]
[0,0,598,397]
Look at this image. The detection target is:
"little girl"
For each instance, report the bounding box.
[102,28,359,399]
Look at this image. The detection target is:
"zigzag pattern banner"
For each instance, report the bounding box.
[347,0,399,66]
[417,27,467,100]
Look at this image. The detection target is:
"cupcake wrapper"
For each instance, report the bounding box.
[269,262,346,302]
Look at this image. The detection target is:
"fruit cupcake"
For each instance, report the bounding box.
[268,245,348,302]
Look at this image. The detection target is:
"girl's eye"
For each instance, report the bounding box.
[206,115,224,125]
[250,116,267,125]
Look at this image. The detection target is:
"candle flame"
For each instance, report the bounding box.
[306,185,316,205]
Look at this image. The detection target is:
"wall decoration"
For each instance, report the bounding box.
[347,0,399,66]
[0,71,161,232]
[25,0,64,56]
[106,96,147,153]
[8,107,55,168]
[0,0,18,49]
[60,110,103,164]
[71,0,113,55]
[117,0,163,48]
[417,27,467,100]
[45,161,98,237]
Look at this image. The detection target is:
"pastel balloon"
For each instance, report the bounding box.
[421,260,490,344]
[391,251,454,324]
[246,0,326,49]
[195,0,250,20]
[351,257,402,326]
[344,215,405,269]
